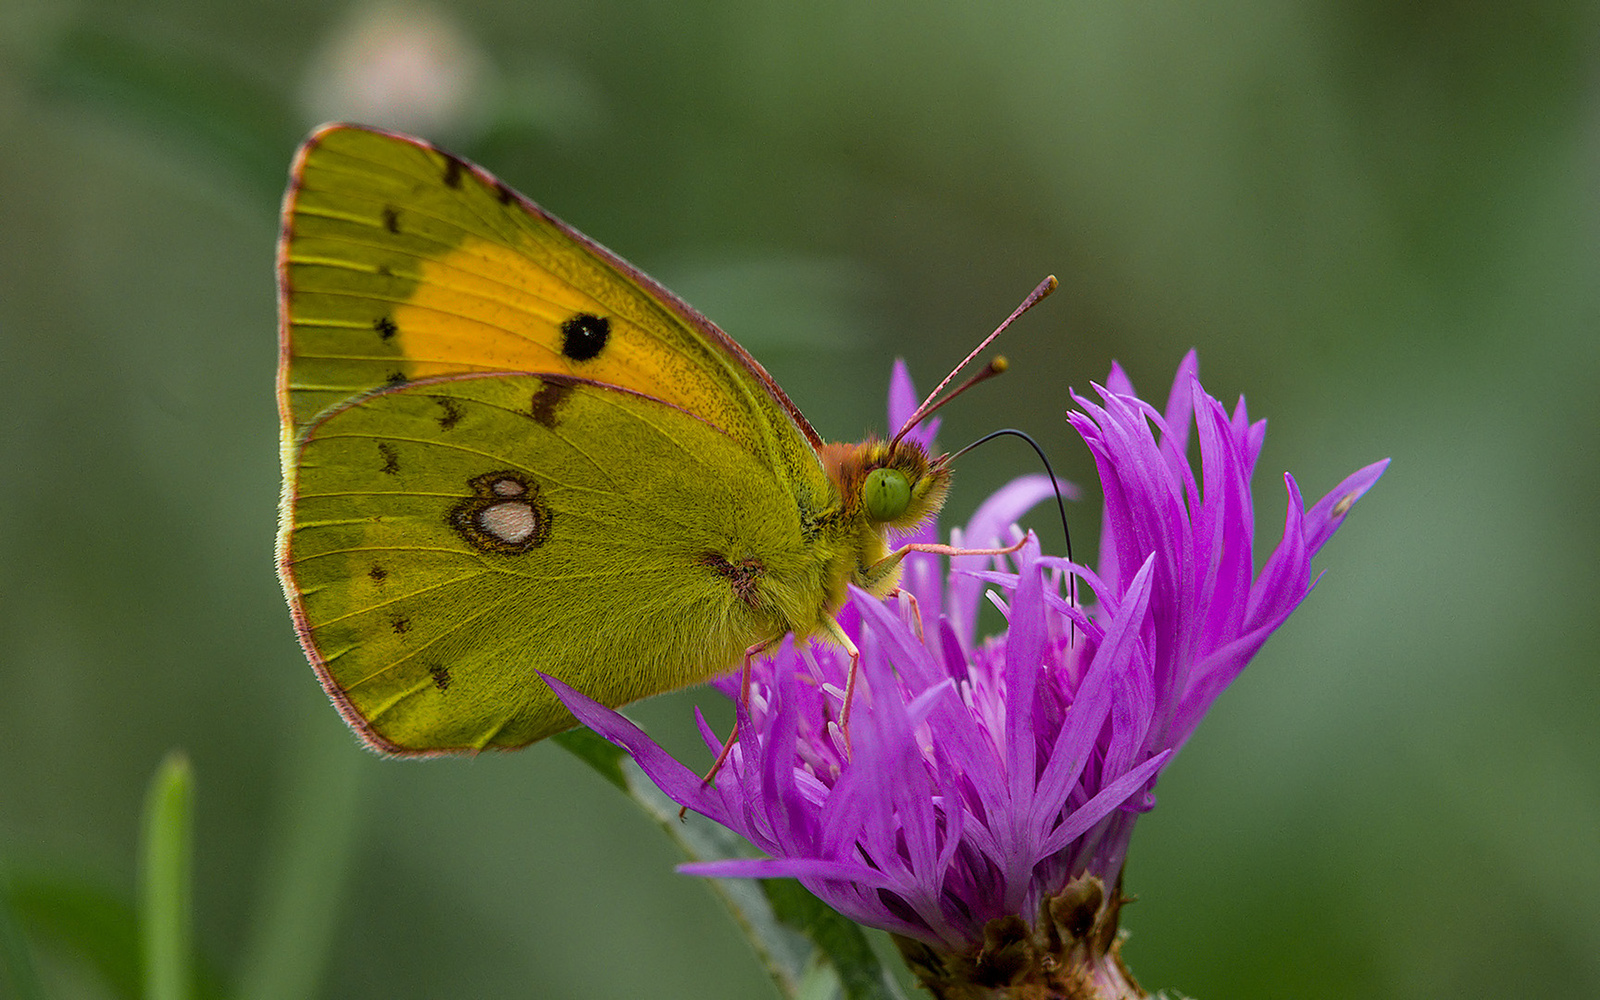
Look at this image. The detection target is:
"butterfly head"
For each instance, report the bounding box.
[824,438,951,538]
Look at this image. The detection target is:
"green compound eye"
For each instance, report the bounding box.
[864,467,911,522]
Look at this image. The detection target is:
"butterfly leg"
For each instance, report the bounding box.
[697,640,766,787]
[887,588,925,643]
[835,538,1027,753]
[856,535,1029,596]
[820,616,864,754]
[680,642,766,819]
[893,536,1028,563]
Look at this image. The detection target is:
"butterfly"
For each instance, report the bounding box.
[277,124,1050,755]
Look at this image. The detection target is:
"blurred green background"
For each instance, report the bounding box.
[2,1,1596,998]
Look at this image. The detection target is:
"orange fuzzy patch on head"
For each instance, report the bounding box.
[821,438,951,537]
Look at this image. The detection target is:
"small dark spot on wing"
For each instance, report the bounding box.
[441,153,464,189]
[378,442,400,475]
[390,615,411,635]
[698,553,766,609]
[429,664,452,690]
[374,315,399,340]
[369,565,388,584]
[382,205,401,234]
[435,396,464,430]
[528,379,574,428]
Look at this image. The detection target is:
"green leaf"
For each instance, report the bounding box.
[760,879,902,1000]
[617,769,815,997]
[552,727,628,791]
[7,871,139,999]
[6,872,137,1000]
[0,871,48,1000]
[140,751,194,1000]
[3,870,226,1000]
[235,709,369,1000]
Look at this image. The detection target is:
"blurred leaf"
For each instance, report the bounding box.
[4,870,227,1000]
[236,712,368,1000]
[140,751,193,1000]
[619,768,818,998]
[760,879,900,1000]
[32,23,298,207]
[558,735,906,999]
[552,727,628,792]
[0,872,48,1000]
[7,871,138,1000]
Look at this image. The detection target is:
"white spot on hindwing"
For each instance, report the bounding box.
[477,500,537,543]
[449,471,551,553]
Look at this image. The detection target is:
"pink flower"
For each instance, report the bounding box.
[550,353,1387,993]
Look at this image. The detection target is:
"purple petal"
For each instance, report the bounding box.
[681,856,893,886]
[1105,360,1135,397]
[889,358,919,431]
[1034,749,1173,859]
[1304,458,1391,557]
[1031,555,1156,827]
[542,674,734,827]
[1244,473,1311,632]
[1159,348,1200,463]
[948,475,1068,647]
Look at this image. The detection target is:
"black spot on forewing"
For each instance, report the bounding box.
[382,205,401,233]
[495,182,514,205]
[559,313,610,361]
[368,565,388,585]
[528,379,574,428]
[374,315,399,340]
[435,397,464,430]
[385,372,408,388]
[429,664,452,690]
[377,443,400,475]
[390,615,411,635]
[441,153,464,189]
[449,471,552,554]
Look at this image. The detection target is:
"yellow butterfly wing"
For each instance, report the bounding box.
[285,373,824,753]
[278,124,822,489]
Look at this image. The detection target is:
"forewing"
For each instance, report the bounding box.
[277,124,821,476]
